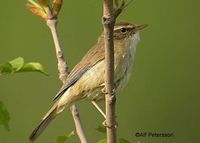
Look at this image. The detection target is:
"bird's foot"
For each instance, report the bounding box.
[101,88,116,95]
[102,120,118,129]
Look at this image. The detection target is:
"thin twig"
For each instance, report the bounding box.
[102,0,117,143]
[70,105,87,143]
[46,18,88,143]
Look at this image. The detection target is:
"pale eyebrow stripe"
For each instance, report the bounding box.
[114,25,133,31]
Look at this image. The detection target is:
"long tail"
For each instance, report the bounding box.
[29,103,58,142]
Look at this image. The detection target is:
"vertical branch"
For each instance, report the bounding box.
[47,18,88,143]
[102,0,117,143]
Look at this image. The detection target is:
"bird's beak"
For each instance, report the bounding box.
[134,24,148,32]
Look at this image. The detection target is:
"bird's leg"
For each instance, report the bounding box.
[91,101,106,119]
[91,85,112,119]
[92,100,118,128]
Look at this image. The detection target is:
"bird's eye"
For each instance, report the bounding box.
[120,28,127,33]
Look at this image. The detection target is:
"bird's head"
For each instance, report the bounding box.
[113,22,147,40]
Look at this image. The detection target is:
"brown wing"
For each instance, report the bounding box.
[53,36,105,100]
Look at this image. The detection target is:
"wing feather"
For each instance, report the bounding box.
[53,36,105,101]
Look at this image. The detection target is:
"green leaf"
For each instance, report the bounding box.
[57,136,67,143]
[19,62,48,75]
[97,139,107,143]
[114,0,124,9]
[0,101,10,131]
[28,0,44,9]
[56,131,75,143]
[0,63,13,74]
[96,125,106,134]
[0,57,47,76]
[37,0,50,6]
[0,57,24,74]
[118,138,131,143]
[114,0,120,8]
[67,131,75,138]
[9,57,24,72]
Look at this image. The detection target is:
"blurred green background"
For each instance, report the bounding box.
[0,0,200,143]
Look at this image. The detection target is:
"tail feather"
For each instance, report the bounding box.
[29,104,58,142]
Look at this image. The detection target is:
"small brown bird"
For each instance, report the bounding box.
[29,21,146,142]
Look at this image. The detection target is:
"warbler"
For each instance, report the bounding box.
[29,21,146,142]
